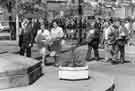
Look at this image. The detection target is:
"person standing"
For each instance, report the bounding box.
[19,19,34,57]
[101,20,110,49]
[85,22,100,61]
[94,18,102,44]
[115,20,128,64]
[35,24,52,66]
[104,19,120,64]
[19,18,28,50]
[50,21,64,67]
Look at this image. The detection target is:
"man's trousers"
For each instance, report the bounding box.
[86,44,99,60]
[20,46,31,57]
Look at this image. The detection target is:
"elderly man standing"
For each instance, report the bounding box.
[115,20,128,64]
[85,22,100,61]
[104,18,120,64]
[50,21,64,67]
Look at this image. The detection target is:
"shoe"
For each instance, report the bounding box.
[111,61,119,65]
[85,58,93,61]
[120,61,124,64]
[95,57,100,61]
[105,58,112,63]
[53,63,60,67]
[120,60,125,64]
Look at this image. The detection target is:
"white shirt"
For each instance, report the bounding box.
[35,29,51,48]
[125,22,130,30]
[104,25,118,40]
[104,27,109,40]
[51,27,64,39]
[125,22,132,33]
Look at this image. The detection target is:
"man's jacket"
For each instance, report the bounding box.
[21,23,34,48]
[116,25,129,46]
[86,29,100,47]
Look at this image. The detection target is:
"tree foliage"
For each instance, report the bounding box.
[0,0,47,18]
[18,0,47,18]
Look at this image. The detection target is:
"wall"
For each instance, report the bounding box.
[113,6,135,18]
[113,7,126,18]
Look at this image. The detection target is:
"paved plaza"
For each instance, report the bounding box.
[0,40,134,91]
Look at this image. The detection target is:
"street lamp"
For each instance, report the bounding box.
[16,0,19,42]
[78,0,83,15]
[78,0,83,43]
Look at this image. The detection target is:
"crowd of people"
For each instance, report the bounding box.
[86,17,135,64]
[18,16,135,67]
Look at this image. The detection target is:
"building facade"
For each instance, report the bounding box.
[43,0,135,18]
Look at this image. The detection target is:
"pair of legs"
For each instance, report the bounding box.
[20,46,31,57]
[40,47,52,66]
[86,44,99,61]
[50,40,61,66]
[40,47,60,67]
[114,44,125,63]
[104,44,116,62]
[104,43,125,63]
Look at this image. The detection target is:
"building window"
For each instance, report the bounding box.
[72,0,75,3]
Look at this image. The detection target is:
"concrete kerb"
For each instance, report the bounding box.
[88,70,115,91]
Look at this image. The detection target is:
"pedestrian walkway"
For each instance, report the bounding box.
[0,40,135,63]
[0,66,114,91]
[0,40,135,91]
[89,62,135,91]
[0,41,18,54]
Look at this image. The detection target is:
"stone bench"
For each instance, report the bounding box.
[0,53,42,90]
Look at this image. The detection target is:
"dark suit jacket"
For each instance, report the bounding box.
[32,22,40,40]
[20,23,34,48]
[87,29,100,48]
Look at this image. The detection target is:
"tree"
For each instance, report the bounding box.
[0,0,47,40]
[18,0,47,19]
[0,0,16,40]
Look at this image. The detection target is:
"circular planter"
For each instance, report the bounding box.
[58,66,89,80]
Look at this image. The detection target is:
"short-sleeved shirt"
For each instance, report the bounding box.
[50,27,64,53]
[51,27,64,39]
[35,29,51,48]
[105,25,119,44]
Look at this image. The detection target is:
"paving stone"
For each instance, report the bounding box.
[89,63,135,91]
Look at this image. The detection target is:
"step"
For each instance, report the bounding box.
[0,53,42,90]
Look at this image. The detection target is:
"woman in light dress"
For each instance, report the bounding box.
[35,24,52,66]
[50,21,64,67]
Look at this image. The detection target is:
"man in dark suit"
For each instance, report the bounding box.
[19,19,34,57]
[85,22,100,61]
